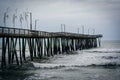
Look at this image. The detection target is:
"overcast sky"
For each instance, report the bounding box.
[0,0,120,40]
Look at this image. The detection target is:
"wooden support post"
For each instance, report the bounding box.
[43,38,47,57]
[74,39,76,51]
[57,38,60,54]
[90,39,92,48]
[69,39,72,51]
[60,38,62,53]
[71,39,73,51]
[47,38,49,56]
[65,38,67,52]
[53,38,57,55]
[31,38,33,60]
[83,39,86,49]
[68,39,71,52]
[61,38,63,53]
[95,38,97,47]
[11,38,19,65]
[41,38,43,58]
[98,38,101,47]
[64,38,67,52]
[89,39,91,48]
[51,38,54,56]
[22,38,26,61]
[56,38,59,54]
[92,39,94,48]
[85,39,88,49]
[36,38,41,58]
[79,39,80,50]
[14,38,19,65]
[48,38,51,56]
[66,38,69,53]
[7,37,11,65]
[93,39,97,48]
[28,38,33,61]
[81,39,84,49]
[76,39,78,50]
[34,38,37,57]
[1,37,6,68]
[80,39,82,50]
[19,38,22,65]
[62,38,65,53]
[93,39,94,47]
[36,38,39,57]
[32,38,35,57]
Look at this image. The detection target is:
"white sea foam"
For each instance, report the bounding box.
[31,48,120,69]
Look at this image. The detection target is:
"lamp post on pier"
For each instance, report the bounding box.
[25,11,32,30]
[3,7,9,27]
[77,27,80,34]
[61,24,63,32]
[61,24,66,33]
[30,12,32,30]
[35,19,39,30]
[13,9,18,28]
[88,28,90,35]
[64,24,65,33]
[82,25,84,34]
[93,28,95,35]
[20,14,24,29]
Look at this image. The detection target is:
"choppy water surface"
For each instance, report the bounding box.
[0,41,120,80]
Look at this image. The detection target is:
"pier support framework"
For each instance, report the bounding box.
[0,26,102,68]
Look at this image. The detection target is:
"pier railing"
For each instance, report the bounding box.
[0,26,102,38]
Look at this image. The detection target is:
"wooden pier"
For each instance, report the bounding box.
[0,26,102,68]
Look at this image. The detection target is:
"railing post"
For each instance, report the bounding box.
[14,28,15,34]
[19,29,20,36]
[28,30,29,36]
[8,28,10,34]
[2,28,3,35]
[24,29,25,35]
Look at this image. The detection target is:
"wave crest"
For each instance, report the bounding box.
[29,62,120,69]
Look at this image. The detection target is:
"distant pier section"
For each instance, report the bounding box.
[0,26,102,68]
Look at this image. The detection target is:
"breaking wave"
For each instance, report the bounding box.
[26,47,120,69]
[29,62,120,69]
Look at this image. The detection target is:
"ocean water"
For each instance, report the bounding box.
[0,41,120,80]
